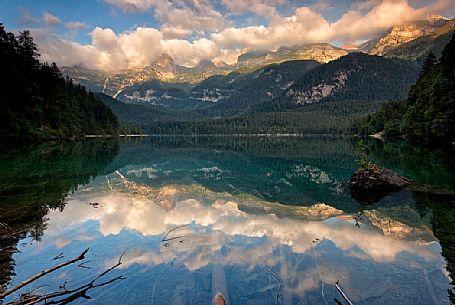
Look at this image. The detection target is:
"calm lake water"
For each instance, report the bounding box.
[1,137,454,305]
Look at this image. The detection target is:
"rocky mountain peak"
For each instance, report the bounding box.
[370,23,430,56]
[427,14,449,24]
[149,53,175,73]
[237,50,268,63]
[369,16,452,56]
[197,59,216,69]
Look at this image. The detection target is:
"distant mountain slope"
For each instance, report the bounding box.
[280,53,419,107]
[115,80,196,109]
[380,19,455,62]
[235,43,347,73]
[93,52,424,135]
[62,44,347,105]
[191,60,321,116]
[60,66,108,93]
[365,16,455,62]
[62,54,232,99]
[190,53,418,116]
[369,17,449,55]
[99,53,421,122]
[96,93,202,127]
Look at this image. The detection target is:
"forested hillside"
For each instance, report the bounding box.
[96,93,203,126]
[140,100,382,135]
[0,24,119,141]
[280,53,419,106]
[361,32,455,144]
[192,60,320,117]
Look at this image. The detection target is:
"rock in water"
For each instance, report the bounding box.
[349,163,411,203]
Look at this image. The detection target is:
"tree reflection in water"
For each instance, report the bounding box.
[1,136,454,304]
[0,140,119,291]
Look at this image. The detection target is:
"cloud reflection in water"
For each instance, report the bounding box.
[31,173,451,304]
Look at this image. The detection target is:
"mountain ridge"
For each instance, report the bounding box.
[61,16,454,112]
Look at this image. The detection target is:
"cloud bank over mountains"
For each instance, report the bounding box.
[25,0,455,71]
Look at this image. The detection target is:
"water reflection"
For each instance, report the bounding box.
[361,139,455,189]
[0,140,119,290]
[105,136,361,211]
[1,137,455,304]
[9,174,450,304]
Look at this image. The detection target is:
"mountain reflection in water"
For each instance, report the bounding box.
[1,137,454,305]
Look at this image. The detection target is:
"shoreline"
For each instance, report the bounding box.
[108,133,351,138]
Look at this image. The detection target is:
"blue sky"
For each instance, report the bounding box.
[0,0,161,44]
[1,0,454,70]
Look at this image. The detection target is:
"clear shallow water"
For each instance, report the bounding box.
[1,137,454,305]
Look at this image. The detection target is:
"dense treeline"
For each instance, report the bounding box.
[142,100,382,135]
[360,32,455,144]
[0,24,119,141]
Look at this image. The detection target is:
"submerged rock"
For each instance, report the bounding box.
[349,163,411,203]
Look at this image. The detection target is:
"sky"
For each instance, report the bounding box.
[1,0,454,71]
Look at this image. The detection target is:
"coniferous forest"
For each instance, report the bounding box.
[0,24,119,141]
[360,32,455,144]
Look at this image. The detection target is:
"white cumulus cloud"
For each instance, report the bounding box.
[31,0,455,71]
[221,0,287,20]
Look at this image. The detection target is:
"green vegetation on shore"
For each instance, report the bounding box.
[143,99,382,135]
[360,32,455,144]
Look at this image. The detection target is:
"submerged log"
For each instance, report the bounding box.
[335,281,354,305]
[349,163,411,204]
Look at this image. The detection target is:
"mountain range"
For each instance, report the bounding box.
[61,16,455,129]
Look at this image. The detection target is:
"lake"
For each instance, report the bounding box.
[1,137,454,305]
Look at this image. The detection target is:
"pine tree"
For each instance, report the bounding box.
[420,52,436,76]
[17,30,40,70]
[0,24,119,141]
[441,32,455,76]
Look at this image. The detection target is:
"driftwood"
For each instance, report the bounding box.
[0,249,89,299]
[335,281,354,305]
[1,249,125,305]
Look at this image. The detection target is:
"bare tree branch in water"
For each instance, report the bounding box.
[161,224,188,243]
[0,249,89,299]
[161,225,189,248]
[0,249,125,305]
[335,281,354,305]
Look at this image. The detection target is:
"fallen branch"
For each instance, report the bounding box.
[335,281,354,305]
[3,250,125,305]
[0,249,89,299]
